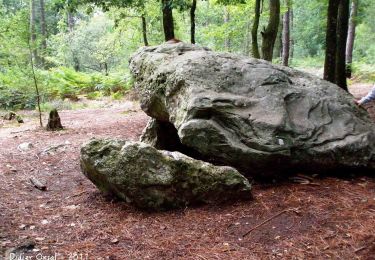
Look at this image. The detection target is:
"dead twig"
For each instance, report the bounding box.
[242,208,301,238]
[66,191,88,199]
[10,129,32,134]
[39,143,68,155]
[354,246,367,253]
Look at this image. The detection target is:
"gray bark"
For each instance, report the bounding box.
[29,0,37,63]
[282,0,290,66]
[67,12,75,32]
[335,0,349,91]
[251,0,261,58]
[191,0,197,44]
[345,0,358,78]
[324,0,339,83]
[162,0,175,41]
[141,14,149,46]
[290,6,294,61]
[224,7,231,51]
[261,0,281,62]
[39,0,47,52]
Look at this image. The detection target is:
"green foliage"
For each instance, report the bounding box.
[195,0,253,54]
[40,99,71,111]
[111,91,124,100]
[0,66,132,110]
[352,63,375,83]
[292,0,327,57]
[86,91,103,100]
[45,67,132,99]
[1,0,375,114]
[50,13,123,74]
[353,1,375,65]
[0,86,38,110]
[0,67,40,110]
[291,56,325,69]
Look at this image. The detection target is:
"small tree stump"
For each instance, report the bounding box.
[3,111,16,120]
[16,115,24,123]
[46,109,63,131]
[3,111,24,123]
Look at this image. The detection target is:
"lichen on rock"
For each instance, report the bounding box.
[130,43,375,178]
[80,139,252,210]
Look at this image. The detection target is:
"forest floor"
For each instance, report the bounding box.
[0,84,374,260]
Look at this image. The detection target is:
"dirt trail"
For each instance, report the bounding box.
[0,96,374,259]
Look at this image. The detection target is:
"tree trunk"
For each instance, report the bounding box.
[73,55,80,72]
[67,11,75,32]
[66,11,80,71]
[28,39,43,127]
[261,0,280,62]
[244,21,251,55]
[251,0,261,58]
[324,0,339,83]
[282,0,290,66]
[224,7,231,51]
[39,0,47,52]
[289,6,294,61]
[274,15,283,59]
[335,0,349,91]
[29,0,38,63]
[141,14,149,46]
[39,0,47,68]
[162,0,175,41]
[190,0,197,44]
[345,0,358,78]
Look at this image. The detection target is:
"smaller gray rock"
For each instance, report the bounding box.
[80,139,252,210]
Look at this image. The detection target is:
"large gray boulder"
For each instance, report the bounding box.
[80,139,251,210]
[130,42,375,177]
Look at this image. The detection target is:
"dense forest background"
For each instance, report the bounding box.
[1,0,374,111]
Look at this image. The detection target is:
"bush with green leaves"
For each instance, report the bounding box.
[0,66,133,110]
[0,86,38,110]
[111,91,124,100]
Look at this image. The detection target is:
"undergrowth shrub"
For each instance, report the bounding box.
[86,91,103,100]
[0,86,41,110]
[352,63,375,83]
[39,100,87,112]
[0,67,132,110]
[111,91,124,100]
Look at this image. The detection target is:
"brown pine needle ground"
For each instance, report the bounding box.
[1,89,374,259]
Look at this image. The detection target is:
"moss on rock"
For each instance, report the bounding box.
[80,139,252,210]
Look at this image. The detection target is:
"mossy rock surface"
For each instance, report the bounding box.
[80,139,252,210]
